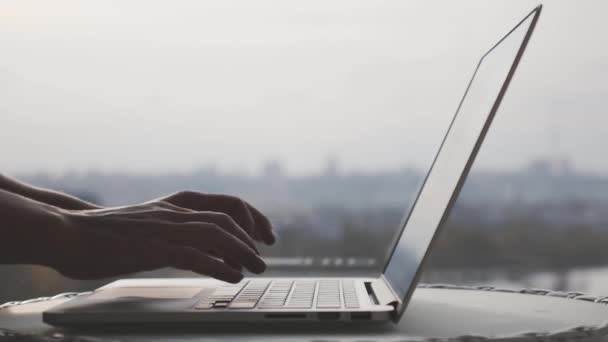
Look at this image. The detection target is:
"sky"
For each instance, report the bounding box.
[1,0,607,176]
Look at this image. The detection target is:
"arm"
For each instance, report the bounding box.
[0,174,101,210]
[0,189,65,265]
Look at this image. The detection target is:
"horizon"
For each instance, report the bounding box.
[12,156,594,179]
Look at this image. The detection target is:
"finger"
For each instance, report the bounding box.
[174,245,244,274]
[182,223,266,274]
[123,241,244,283]
[224,258,243,272]
[163,192,260,241]
[195,249,242,273]
[147,200,193,213]
[161,246,244,283]
[191,212,259,253]
[55,229,170,279]
[84,202,191,216]
[56,226,246,283]
[93,210,260,254]
[129,211,259,253]
[244,203,276,245]
[104,219,266,274]
[95,232,245,283]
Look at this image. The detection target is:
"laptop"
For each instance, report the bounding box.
[43,5,542,326]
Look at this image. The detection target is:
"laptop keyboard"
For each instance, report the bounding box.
[231,280,271,308]
[194,280,360,310]
[316,280,340,308]
[285,280,316,308]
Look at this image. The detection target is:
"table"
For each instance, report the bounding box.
[2,284,608,341]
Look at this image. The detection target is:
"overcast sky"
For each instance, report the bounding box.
[1,0,607,176]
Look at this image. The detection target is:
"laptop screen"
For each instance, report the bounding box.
[383,6,541,318]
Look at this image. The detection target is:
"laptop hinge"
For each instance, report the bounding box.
[370,276,400,308]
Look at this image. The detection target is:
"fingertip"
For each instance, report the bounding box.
[245,254,267,274]
[255,259,267,274]
[225,259,243,272]
[209,264,244,283]
[263,232,277,245]
[247,206,276,245]
[224,271,244,284]
[254,227,276,245]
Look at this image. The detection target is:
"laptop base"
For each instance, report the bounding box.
[43,278,396,326]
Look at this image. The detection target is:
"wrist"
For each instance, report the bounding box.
[0,190,70,266]
[37,189,103,211]
[0,174,101,210]
[27,206,72,268]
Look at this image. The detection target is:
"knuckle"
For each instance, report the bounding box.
[173,190,196,201]
[209,212,235,226]
[202,223,223,237]
[145,200,164,208]
[156,201,174,209]
[224,195,246,209]
[235,199,248,211]
[149,201,177,213]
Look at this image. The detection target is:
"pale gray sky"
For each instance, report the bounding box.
[1,0,607,175]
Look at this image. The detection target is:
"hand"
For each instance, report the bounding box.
[153,191,276,245]
[52,196,272,282]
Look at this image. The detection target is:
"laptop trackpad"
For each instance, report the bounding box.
[89,287,203,300]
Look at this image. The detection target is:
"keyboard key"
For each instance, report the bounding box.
[229,301,257,309]
[194,279,360,311]
[194,301,213,309]
[342,281,360,308]
[258,281,294,308]
[230,280,270,309]
[316,280,341,308]
[213,301,229,308]
[194,282,247,310]
[286,281,316,308]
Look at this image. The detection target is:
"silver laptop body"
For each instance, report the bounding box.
[43,5,541,326]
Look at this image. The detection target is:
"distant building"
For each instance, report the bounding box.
[261,160,285,180]
[323,156,340,178]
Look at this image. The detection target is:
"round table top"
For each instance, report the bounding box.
[2,284,608,341]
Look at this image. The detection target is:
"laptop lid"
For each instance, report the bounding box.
[382,5,542,322]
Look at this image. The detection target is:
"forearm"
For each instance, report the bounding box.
[0,174,101,210]
[0,189,66,265]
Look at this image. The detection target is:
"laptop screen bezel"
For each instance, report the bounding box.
[382,5,542,322]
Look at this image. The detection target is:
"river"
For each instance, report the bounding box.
[263,257,608,294]
[422,266,608,294]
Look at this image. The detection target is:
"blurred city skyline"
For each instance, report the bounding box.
[20,156,608,226]
[2,0,607,176]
